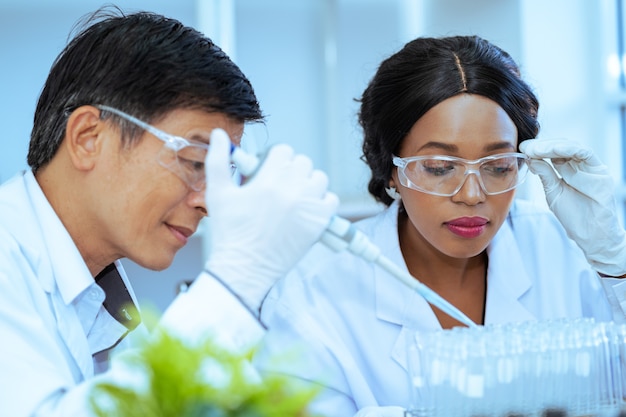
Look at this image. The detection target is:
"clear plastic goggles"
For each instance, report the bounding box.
[96,105,215,191]
[392,152,529,197]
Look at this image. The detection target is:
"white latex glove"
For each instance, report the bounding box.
[203,129,339,311]
[520,138,626,276]
[353,406,406,417]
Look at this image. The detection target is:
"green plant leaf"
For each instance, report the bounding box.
[90,325,319,417]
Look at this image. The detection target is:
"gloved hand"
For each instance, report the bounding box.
[520,138,626,276]
[203,129,339,311]
[353,406,406,417]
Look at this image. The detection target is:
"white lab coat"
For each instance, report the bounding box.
[254,199,626,417]
[0,171,263,417]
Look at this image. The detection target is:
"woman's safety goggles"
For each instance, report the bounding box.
[392,152,530,197]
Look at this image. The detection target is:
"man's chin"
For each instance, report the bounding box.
[134,253,176,272]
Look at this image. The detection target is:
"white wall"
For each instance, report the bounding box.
[0,0,618,312]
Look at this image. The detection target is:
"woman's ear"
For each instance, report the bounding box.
[64,105,107,171]
[385,180,401,201]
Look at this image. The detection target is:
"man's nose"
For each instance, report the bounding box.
[189,187,208,216]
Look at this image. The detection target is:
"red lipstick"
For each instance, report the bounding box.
[445,217,488,238]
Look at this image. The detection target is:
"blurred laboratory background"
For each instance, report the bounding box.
[0,0,623,313]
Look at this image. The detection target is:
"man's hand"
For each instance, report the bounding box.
[203,129,339,310]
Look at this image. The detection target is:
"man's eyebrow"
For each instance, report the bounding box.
[188,131,243,145]
[187,133,211,145]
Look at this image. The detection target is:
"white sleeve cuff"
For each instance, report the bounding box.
[600,277,626,324]
[159,270,265,352]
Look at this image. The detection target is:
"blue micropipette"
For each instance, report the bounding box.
[319,216,479,328]
[227,137,478,328]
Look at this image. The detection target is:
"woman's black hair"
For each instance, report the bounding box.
[359,35,539,206]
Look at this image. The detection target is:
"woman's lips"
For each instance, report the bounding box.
[445,217,488,238]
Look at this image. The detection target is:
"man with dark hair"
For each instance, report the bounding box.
[0,8,338,416]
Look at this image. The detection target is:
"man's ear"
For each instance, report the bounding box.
[64,105,107,171]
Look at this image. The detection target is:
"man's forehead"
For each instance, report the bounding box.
[157,108,245,145]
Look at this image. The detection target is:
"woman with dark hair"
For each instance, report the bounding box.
[253,36,624,417]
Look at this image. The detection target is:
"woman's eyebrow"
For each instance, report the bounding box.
[416,141,458,153]
[483,142,516,152]
[414,140,515,153]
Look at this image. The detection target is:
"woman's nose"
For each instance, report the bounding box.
[451,172,486,205]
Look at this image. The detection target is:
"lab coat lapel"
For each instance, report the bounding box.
[36,251,94,380]
[484,214,535,325]
[376,267,430,374]
[384,282,441,374]
[372,202,441,331]
[374,258,441,330]
[371,204,441,373]
[23,172,95,379]
[50,290,95,379]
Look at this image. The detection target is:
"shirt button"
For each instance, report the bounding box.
[90,288,101,300]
